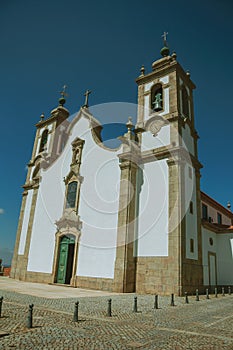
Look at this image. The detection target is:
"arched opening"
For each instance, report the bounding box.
[181,86,189,117]
[151,84,163,112]
[56,235,75,284]
[39,129,48,152]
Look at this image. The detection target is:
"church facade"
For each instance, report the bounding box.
[10,45,233,295]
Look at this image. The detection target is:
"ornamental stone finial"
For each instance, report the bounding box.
[140,65,145,76]
[59,85,68,106]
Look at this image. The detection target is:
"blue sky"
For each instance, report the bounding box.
[0,0,233,265]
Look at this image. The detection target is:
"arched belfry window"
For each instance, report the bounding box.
[66,181,78,209]
[151,84,163,112]
[181,86,189,117]
[39,129,48,152]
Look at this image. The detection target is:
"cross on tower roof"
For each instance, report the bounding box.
[83,89,92,108]
[162,32,168,46]
[60,85,68,98]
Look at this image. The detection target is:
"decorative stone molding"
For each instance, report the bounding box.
[144,114,169,136]
[55,211,82,232]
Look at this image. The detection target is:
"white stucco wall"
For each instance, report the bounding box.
[202,227,233,285]
[201,200,232,225]
[182,124,194,156]
[141,125,170,151]
[18,190,33,255]
[27,113,121,278]
[217,233,233,285]
[202,227,217,285]
[137,159,169,257]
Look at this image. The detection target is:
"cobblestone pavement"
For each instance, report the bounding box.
[0,288,233,349]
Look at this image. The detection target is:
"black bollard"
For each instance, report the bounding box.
[170,293,175,306]
[215,287,218,298]
[195,289,199,301]
[185,292,189,304]
[228,286,231,295]
[133,296,138,313]
[107,298,112,317]
[73,301,79,322]
[154,294,158,309]
[206,288,210,299]
[222,287,225,296]
[27,304,34,329]
[0,297,3,317]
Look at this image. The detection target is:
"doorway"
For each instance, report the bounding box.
[208,252,217,287]
[56,235,75,284]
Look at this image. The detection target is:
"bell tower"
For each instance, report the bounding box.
[135,35,203,295]
[11,88,70,281]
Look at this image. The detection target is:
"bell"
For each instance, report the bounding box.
[153,92,163,111]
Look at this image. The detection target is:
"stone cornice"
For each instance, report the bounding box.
[136,56,195,90]
[201,191,233,220]
[202,220,233,234]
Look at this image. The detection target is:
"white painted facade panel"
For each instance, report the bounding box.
[141,125,170,151]
[18,190,33,255]
[182,124,194,156]
[137,160,168,257]
[216,234,233,285]
[202,227,217,285]
[27,114,120,278]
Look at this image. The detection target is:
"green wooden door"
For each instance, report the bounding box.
[57,236,75,284]
[57,236,70,284]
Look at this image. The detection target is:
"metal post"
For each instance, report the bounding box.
[222,287,225,296]
[215,287,218,298]
[27,304,34,329]
[73,301,79,322]
[133,296,137,313]
[185,292,189,304]
[170,293,175,306]
[154,295,158,309]
[107,298,112,317]
[206,288,209,299]
[195,289,199,301]
[228,286,231,295]
[0,297,3,317]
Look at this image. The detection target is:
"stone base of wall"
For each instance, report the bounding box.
[135,256,180,295]
[181,262,204,295]
[135,257,204,296]
[76,276,113,291]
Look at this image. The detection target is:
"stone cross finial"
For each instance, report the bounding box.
[162,32,168,45]
[83,89,91,108]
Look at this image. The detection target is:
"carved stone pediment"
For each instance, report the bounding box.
[55,211,82,231]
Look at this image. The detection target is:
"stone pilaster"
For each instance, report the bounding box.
[113,159,138,293]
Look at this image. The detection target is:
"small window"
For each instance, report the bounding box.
[209,237,213,246]
[66,181,78,209]
[151,84,163,112]
[190,239,194,253]
[217,213,222,224]
[190,201,193,214]
[39,129,48,152]
[202,204,208,220]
